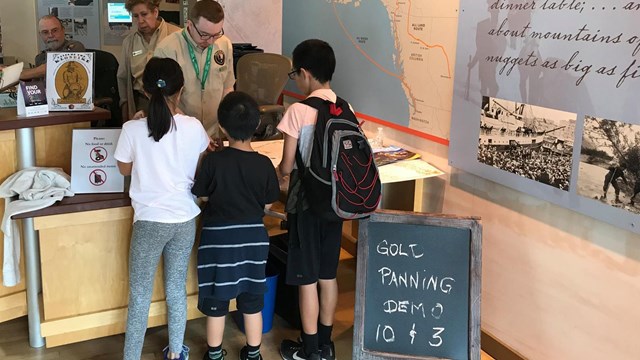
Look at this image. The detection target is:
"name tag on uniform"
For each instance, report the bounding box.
[218,65,227,72]
[132,50,144,57]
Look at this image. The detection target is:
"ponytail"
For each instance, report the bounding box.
[146,79,175,142]
[142,57,184,142]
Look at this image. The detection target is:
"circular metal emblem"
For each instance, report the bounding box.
[214,50,225,66]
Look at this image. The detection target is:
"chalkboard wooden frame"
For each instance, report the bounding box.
[353,210,482,360]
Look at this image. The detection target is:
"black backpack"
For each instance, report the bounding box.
[295,96,381,221]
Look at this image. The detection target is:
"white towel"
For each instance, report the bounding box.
[0,168,74,286]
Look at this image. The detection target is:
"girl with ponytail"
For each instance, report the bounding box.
[115,57,210,360]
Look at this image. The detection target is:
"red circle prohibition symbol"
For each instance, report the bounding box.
[90,146,108,163]
[89,169,107,186]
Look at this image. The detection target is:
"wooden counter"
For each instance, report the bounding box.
[0,108,109,329]
[12,194,191,347]
[0,107,109,131]
[13,194,286,347]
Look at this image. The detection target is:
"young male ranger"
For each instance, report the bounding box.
[154,0,234,138]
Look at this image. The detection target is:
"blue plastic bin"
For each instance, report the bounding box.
[232,270,279,334]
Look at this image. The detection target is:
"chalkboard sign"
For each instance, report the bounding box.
[353,210,482,360]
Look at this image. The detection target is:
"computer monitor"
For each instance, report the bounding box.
[107,2,132,24]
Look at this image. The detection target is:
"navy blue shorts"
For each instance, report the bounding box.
[198,292,264,317]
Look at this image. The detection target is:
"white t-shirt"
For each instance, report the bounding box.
[277,88,351,167]
[114,114,209,223]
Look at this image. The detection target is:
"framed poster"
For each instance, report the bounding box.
[46,52,94,111]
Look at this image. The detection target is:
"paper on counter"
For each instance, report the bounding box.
[378,159,444,184]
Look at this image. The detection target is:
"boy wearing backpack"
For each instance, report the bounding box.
[277,39,380,360]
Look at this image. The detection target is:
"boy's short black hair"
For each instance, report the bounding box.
[218,91,260,141]
[292,39,336,84]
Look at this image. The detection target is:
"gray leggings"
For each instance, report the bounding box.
[123,218,196,360]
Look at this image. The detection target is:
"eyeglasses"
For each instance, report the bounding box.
[40,27,61,37]
[288,68,300,80]
[192,22,224,40]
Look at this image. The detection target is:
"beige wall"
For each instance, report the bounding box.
[360,122,640,360]
[0,0,39,65]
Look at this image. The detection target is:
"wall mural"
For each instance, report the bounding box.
[450,0,640,233]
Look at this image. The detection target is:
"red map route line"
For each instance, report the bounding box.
[331,1,452,81]
[405,0,452,78]
[330,2,418,109]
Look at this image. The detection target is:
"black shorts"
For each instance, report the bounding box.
[198,292,264,317]
[286,209,343,285]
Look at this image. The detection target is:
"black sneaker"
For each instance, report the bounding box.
[239,346,263,360]
[280,339,321,360]
[320,342,336,360]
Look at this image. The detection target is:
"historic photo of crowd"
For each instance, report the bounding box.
[477,96,576,191]
[577,116,640,214]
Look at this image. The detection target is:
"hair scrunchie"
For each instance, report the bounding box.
[156,79,166,88]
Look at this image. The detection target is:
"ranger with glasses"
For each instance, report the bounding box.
[154,0,234,139]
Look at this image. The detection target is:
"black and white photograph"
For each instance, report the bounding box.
[477,96,576,190]
[61,18,73,34]
[578,116,640,214]
[74,18,87,36]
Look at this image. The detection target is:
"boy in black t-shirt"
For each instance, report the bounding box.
[192,91,280,360]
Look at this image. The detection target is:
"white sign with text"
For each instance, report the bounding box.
[71,128,123,193]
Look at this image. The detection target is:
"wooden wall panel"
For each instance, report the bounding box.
[35,122,90,174]
[34,207,207,347]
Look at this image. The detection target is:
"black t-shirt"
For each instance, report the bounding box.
[192,147,280,226]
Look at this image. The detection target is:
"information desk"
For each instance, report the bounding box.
[0,108,109,347]
[13,193,287,348]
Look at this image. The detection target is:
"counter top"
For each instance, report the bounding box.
[0,107,110,131]
[12,193,131,219]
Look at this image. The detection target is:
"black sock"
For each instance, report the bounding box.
[246,343,261,359]
[208,344,223,360]
[301,331,319,356]
[318,323,333,347]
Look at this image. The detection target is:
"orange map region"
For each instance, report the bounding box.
[405,0,452,79]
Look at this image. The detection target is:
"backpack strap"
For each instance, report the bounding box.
[301,96,351,114]
[300,96,327,111]
[301,96,358,124]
